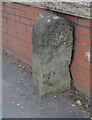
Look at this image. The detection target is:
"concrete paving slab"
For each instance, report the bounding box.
[2,55,90,118]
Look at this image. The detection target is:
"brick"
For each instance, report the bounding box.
[22,30,32,37]
[16,22,26,29]
[2,40,9,48]
[0,32,1,37]
[0,13,1,19]
[72,50,77,57]
[75,25,90,36]
[0,5,2,11]
[73,77,77,84]
[23,51,32,59]
[2,23,10,29]
[19,45,32,56]
[18,4,30,11]
[90,63,92,70]
[7,19,16,26]
[3,41,11,49]
[6,35,12,42]
[0,2,2,6]
[3,47,14,55]
[2,6,4,11]
[9,42,18,51]
[20,56,31,66]
[73,57,90,69]
[22,42,33,50]
[78,51,89,61]
[8,30,16,37]
[2,22,6,28]
[73,78,77,88]
[26,26,33,32]
[21,18,32,25]
[78,66,90,77]
[6,7,14,14]
[25,13,37,20]
[91,71,92,78]
[87,78,90,84]
[8,35,16,41]
[78,80,90,91]
[65,15,78,24]
[75,42,89,52]
[90,56,92,63]
[30,7,42,14]
[0,41,2,44]
[9,2,18,9]
[16,29,24,35]
[10,26,22,34]
[29,61,32,66]
[2,12,10,19]
[2,18,7,23]
[0,27,1,32]
[70,62,77,70]
[0,19,1,24]
[79,35,90,46]
[79,18,91,27]
[10,14,19,22]
[15,9,25,16]
[74,33,78,41]
[5,3,9,7]
[14,45,23,55]
[5,24,13,30]
[16,39,22,45]
[90,48,92,54]
[2,33,8,39]
[31,21,34,26]
[25,53,32,60]
[2,27,7,33]
[71,70,87,82]
[17,33,27,41]
[90,28,92,38]
[27,37,32,44]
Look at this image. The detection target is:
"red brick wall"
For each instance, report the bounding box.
[60,14,91,96]
[0,2,2,48]
[2,2,42,66]
[2,2,91,97]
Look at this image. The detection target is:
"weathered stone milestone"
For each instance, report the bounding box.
[32,12,73,96]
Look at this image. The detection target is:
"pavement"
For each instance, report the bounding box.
[2,55,90,118]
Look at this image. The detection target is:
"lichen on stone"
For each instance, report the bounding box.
[32,12,73,96]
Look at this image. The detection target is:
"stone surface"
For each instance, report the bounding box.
[2,55,89,118]
[32,12,73,96]
[9,0,91,19]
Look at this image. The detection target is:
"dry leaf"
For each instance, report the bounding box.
[76,100,82,106]
[15,61,20,65]
[72,104,76,107]
[40,104,42,107]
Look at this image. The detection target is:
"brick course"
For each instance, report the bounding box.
[2,2,91,97]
